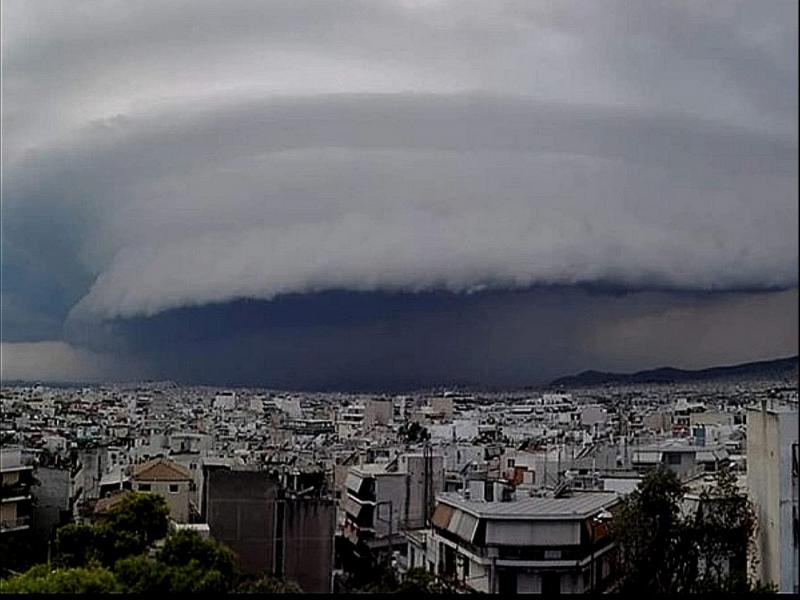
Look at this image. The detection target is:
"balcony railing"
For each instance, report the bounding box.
[0,515,31,532]
[0,482,32,501]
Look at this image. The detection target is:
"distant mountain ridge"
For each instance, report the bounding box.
[549,355,798,388]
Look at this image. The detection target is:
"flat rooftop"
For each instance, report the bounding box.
[352,463,399,475]
[438,491,619,520]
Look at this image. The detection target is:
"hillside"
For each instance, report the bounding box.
[549,355,798,388]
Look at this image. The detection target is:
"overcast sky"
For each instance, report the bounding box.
[2,0,797,388]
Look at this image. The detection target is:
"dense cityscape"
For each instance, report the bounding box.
[1,364,797,593]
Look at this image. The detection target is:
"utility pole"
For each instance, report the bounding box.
[557,443,561,484]
[543,442,548,490]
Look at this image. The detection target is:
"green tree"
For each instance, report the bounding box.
[52,493,169,571]
[102,492,169,548]
[399,422,430,443]
[396,568,455,593]
[163,560,228,593]
[235,573,303,593]
[689,465,757,592]
[612,466,775,594]
[352,558,452,594]
[113,555,172,593]
[114,548,235,594]
[612,467,687,593]
[157,530,237,589]
[0,564,121,593]
[53,524,100,568]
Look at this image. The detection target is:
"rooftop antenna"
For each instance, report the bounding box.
[423,443,434,527]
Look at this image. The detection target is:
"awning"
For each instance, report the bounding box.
[341,496,366,519]
[431,503,454,530]
[448,510,479,543]
[586,518,611,542]
[345,473,364,494]
[632,451,662,464]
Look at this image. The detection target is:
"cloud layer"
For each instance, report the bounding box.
[4,1,797,325]
[56,288,800,388]
[1,1,797,386]
[0,341,146,383]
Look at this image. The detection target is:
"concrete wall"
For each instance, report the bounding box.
[206,470,279,575]
[284,498,335,593]
[747,403,799,593]
[516,571,587,594]
[485,520,579,546]
[206,470,334,591]
[643,410,672,432]
[580,405,607,428]
[662,451,697,479]
[32,467,71,542]
[365,399,393,428]
[690,411,734,427]
[170,454,204,508]
[76,447,108,504]
[430,397,454,419]
[134,479,191,523]
[402,455,445,530]
[374,474,406,536]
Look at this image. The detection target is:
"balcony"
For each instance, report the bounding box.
[0,515,31,533]
[0,482,32,502]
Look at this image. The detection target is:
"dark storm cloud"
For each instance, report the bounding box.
[58,287,797,390]
[1,0,797,384]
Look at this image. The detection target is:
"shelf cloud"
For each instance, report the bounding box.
[2,0,796,386]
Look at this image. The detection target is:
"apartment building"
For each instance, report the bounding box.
[632,443,729,479]
[341,452,444,551]
[408,491,620,594]
[746,399,799,593]
[0,448,34,535]
[132,457,193,523]
[204,468,336,592]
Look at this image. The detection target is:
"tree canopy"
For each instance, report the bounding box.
[0,564,122,594]
[235,573,304,593]
[399,422,430,443]
[611,466,774,594]
[53,492,169,569]
[345,556,454,594]
[1,511,305,595]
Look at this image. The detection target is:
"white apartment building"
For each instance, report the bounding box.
[341,453,444,550]
[0,448,34,535]
[407,491,620,594]
[746,399,799,593]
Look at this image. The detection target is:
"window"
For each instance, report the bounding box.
[410,547,415,568]
[498,570,517,595]
[667,454,682,465]
[169,484,179,494]
[507,458,515,469]
[462,556,469,579]
[138,483,151,491]
[792,443,799,479]
[542,572,560,595]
